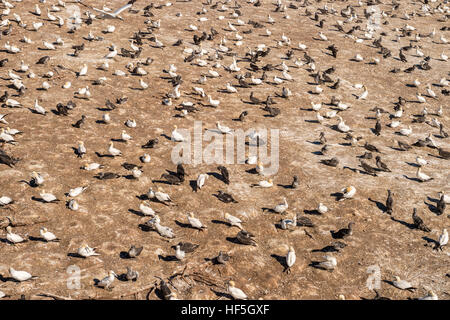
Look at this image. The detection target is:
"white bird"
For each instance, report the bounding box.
[399,126,412,136]
[68,199,79,211]
[68,186,88,197]
[173,245,186,260]
[0,196,13,206]
[187,212,206,230]
[139,202,156,217]
[140,153,151,163]
[318,203,328,214]
[273,197,288,214]
[357,86,368,100]
[30,171,44,186]
[392,276,416,291]
[224,212,243,229]
[121,130,132,141]
[418,290,438,300]
[5,98,21,108]
[43,41,56,50]
[77,244,100,257]
[225,82,237,93]
[337,116,350,133]
[196,174,208,190]
[40,227,59,242]
[83,163,103,171]
[413,79,421,87]
[416,92,426,103]
[34,4,41,15]
[316,255,337,270]
[96,271,117,289]
[254,179,273,188]
[139,79,148,90]
[416,167,432,182]
[207,95,220,107]
[340,186,356,200]
[40,191,58,202]
[318,32,328,41]
[438,229,448,250]
[354,54,364,61]
[228,281,247,300]
[108,142,122,156]
[6,226,26,244]
[440,52,448,61]
[78,64,88,76]
[426,85,437,99]
[9,268,35,282]
[216,121,233,134]
[416,156,427,166]
[171,125,185,142]
[285,246,296,273]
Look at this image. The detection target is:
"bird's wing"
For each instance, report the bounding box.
[113,3,132,16]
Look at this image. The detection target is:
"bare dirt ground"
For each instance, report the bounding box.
[0,0,449,300]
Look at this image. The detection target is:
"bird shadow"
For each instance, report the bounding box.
[311,245,340,253]
[128,209,144,217]
[207,171,225,183]
[158,254,178,262]
[210,289,233,300]
[406,162,420,168]
[189,180,198,192]
[226,237,241,245]
[276,184,295,189]
[138,224,153,232]
[422,236,439,247]
[28,236,46,242]
[304,209,321,215]
[390,217,415,230]
[211,219,230,227]
[330,192,344,201]
[174,220,196,230]
[119,251,132,259]
[368,198,387,213]
[95,152,114,158]
[424,201,440,215]
[403,175,423,183]
[0,275,20,283]
[67,253,86,259]
[270,254,288,270]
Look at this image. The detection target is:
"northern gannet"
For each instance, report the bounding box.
[273,197,288,214]
[224,212,243,229]
[39,191,59,202]
[392,276,416,292]
[285,246,296,273]
[228,281,248,300]
[39,227,59,242]
[96,271,117,290]
[216,121,233,134]
[68,186,88,197]
[68,198,79,210]
[108,142,122,156]
[416,167,433,182]
[187,212,207,230]
[6,226,26,244]
[171,125,185,142]
[196,173,208,190]
[78,244,100,258]
[9,268,36,282]
[339,186,356,201]
[437,229,448,250]
[175,245,185,260]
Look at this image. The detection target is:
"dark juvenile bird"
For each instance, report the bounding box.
[0,149,19,167]
[236,230,257,246]
[142,138,159,148]
[438,148,450,160]
[238,111,248,121]
[56,103,69,116]
[159,280,173,300]
[386,190,393,215]
[364,142,381,153]
[296,214,315,227]
[0,58,8,67]
[436,194,446,216]
[36,56,50,64]
[128,245,143,258]
[374,119,381,136]
[160,173,183,185]
[319,131,326,144]
[216,251,231,264]
[331,223,354,239]
[321,157,339,167]
[72,115,86,128]
[291,175,299,189]
[264,106,280,117]
[375,156,391,172]
[412,208,431,232]
[177,242,199,253]
[217,166,230,184]
[360,160,377,176]
[399,49,407,62]
[216,191,238,203]
[95,172,120,180]
[397,140,412,151]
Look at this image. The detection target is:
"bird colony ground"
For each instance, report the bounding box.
[0,0,449,300]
